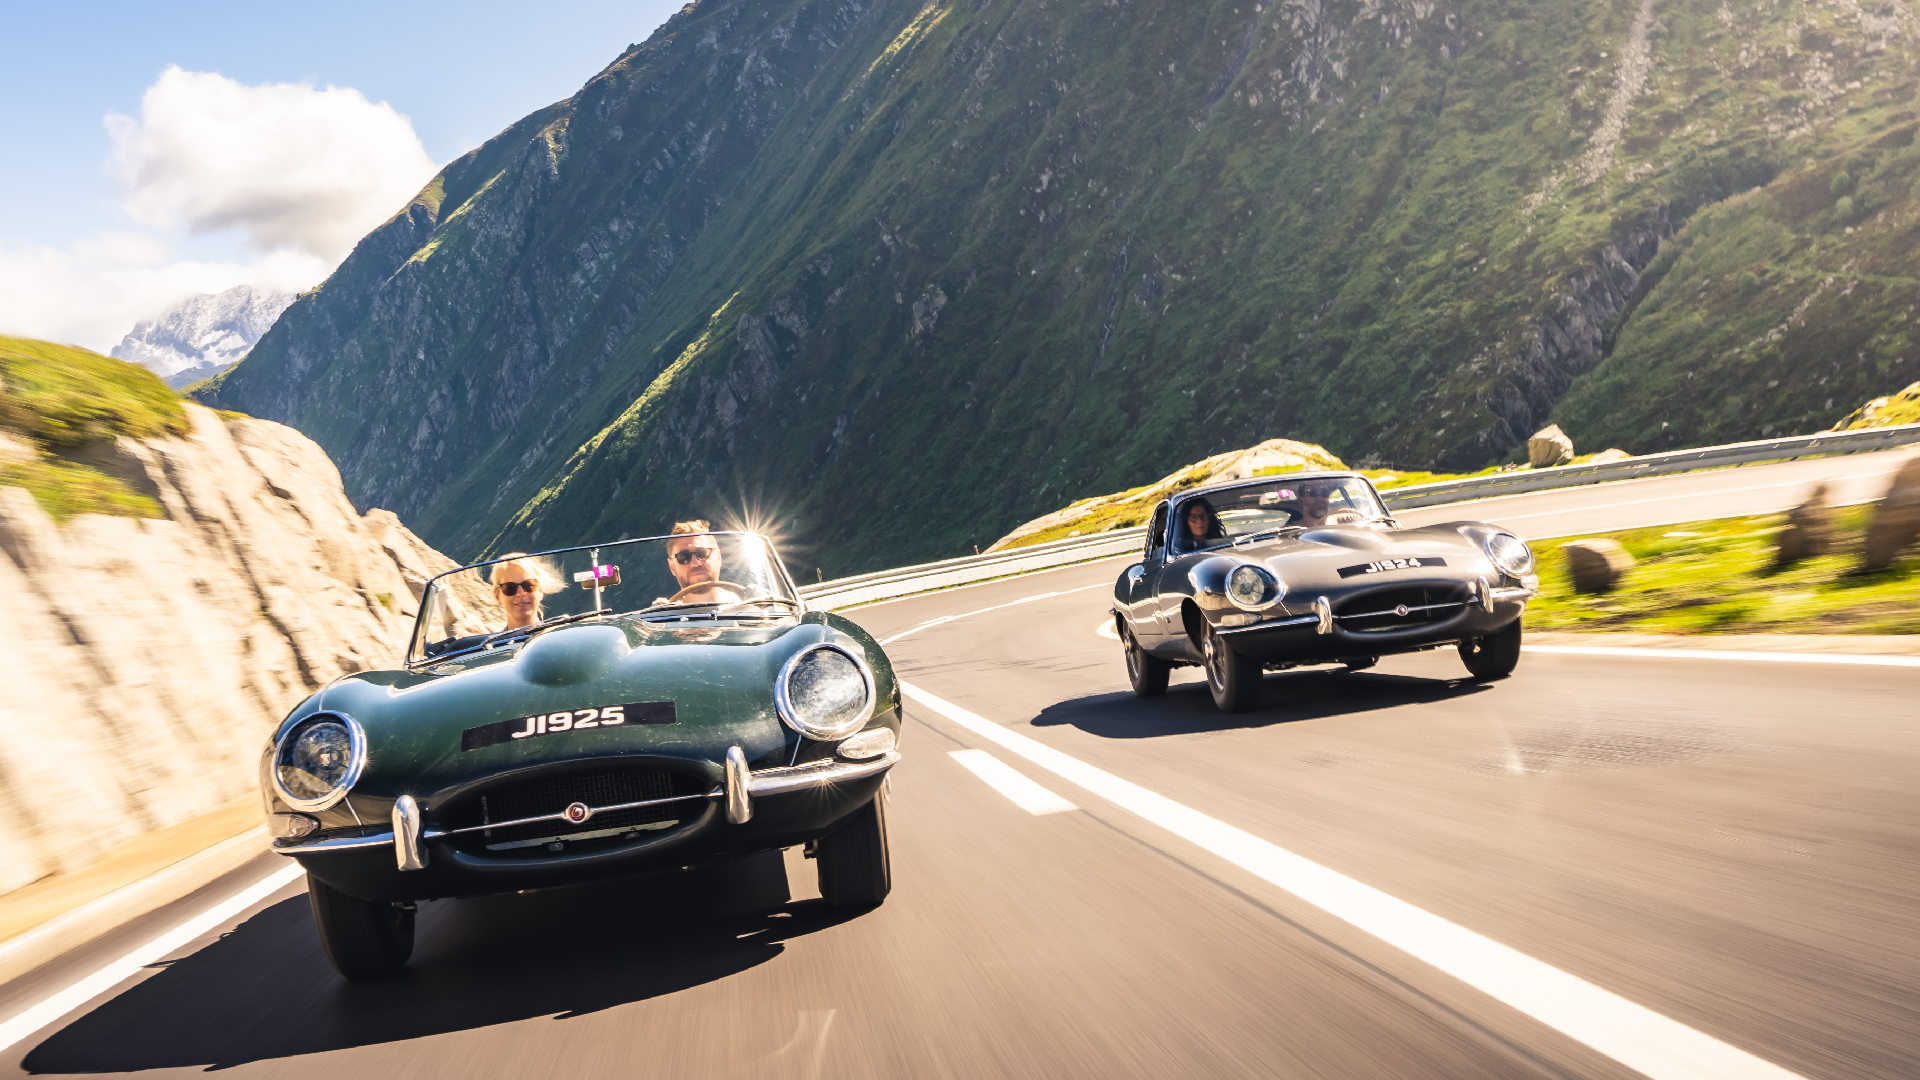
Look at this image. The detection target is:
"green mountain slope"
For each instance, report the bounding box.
[201,0,1920,574]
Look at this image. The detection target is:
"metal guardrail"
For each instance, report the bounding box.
[800,423,1920,611]
[1377,422,1920,509]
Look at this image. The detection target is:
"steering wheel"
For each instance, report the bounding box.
[668,582,749,604]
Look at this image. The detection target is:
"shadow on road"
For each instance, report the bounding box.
[1031,668,1493,739]
[21,855,862,1073]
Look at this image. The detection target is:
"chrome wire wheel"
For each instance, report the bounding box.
[1203,627,1262,713]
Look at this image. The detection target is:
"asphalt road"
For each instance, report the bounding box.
[1397,446,1915,539]
[4,556,1918,1079]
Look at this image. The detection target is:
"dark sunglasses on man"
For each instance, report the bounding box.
[497,580,540,596]
[673,547,717,565]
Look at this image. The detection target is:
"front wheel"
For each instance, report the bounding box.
[1122,619,1171,697]
[1458,618,1523,681]
[1203,628,1263,713]
[307,873,414,980]
[817,792,891,908]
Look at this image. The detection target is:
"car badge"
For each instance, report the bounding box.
[563,801,593,824]
[1394,604,1410,617]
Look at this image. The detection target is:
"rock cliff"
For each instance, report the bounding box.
[0,404,461,896]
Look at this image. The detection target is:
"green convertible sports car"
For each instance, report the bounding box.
[261,530,899,979]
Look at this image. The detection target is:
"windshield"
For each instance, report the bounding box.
[407,532,800,665]
[1171,475,1387,554]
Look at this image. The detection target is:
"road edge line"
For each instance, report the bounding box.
[0,827,269,989]
[901,680,1807,1080]
[0,862,304,1056]
[1526,645,1920,667]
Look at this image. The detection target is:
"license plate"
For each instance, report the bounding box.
[462,701,676,751]
[1336,556,1446,578]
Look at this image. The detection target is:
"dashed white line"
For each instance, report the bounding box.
[949,750,1077,814]
[0,863,305,1055]
[903,681,1806,1080]
[878,582,1107,646]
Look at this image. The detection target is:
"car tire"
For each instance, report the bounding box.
[1337,656,1378,672]
[1203,628,1263,713]
[1459,618,1523,681]
[307,873,414,980]
[1122,619,1171,697]
[817,792,891,908]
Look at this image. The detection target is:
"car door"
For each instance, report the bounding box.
[1124,503,1170,646]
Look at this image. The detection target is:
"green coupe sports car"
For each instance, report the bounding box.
[261,530,899,979]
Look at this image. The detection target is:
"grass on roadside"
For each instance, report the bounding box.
[0,335,186,522]
[1527,506,1920,634]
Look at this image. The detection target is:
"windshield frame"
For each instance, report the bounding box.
[405,531,802,668]
[1169,472,1390,556]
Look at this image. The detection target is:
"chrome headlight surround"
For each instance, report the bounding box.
[1225,564,1286,611]
[775,643,876,741]
[1484,532,1535,578]
[270,711,367,813]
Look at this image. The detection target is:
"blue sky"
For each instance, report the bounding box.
[0,0,683,348]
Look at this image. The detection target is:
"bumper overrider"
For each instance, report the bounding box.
[1211,574,1538,663]
[274,749,898,901]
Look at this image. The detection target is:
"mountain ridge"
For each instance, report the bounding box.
[201,0,1920,574]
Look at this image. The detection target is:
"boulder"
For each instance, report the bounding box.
[1586,448,1632,464]
[1563,538,1635,593]
[1528,424,1575,468]
[1774,482,1835,566]
[1862,452,1920,571]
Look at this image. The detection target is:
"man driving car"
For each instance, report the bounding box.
[1296,479,1367,528]
[661,520,748,604]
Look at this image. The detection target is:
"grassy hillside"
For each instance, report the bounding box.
[202,0,1920,574]
[0,337,186,520]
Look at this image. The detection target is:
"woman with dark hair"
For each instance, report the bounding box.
[1176,497,1226,552]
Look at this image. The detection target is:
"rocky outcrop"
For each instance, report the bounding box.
[1862,452,1920,572]
[1775,482,1835,566]
[0,405,464,896]
[1563,538,1636,594]
[1527,425,1575,468]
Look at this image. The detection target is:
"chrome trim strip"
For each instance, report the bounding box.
[1489,586,1537,603]
[726,745,753,824]
[748,751,899,797]
[1476,577,1495,613]
[274,830,395,855]
[1216,613,1320,636]
[430,789,722,839]
[393,795,427,871]
[270,711,368,814]
[1313,596,1333,635]
[1335,600,1468,621]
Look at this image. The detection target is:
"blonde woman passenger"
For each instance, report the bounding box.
[490,553,560,630]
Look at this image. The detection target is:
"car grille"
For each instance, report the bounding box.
[1334,585,1468,633]
[439,766,712,852]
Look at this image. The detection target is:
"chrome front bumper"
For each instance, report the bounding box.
[274,749,901,868]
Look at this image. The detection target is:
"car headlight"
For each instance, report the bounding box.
[271,712,366,812]
[775,643,876,740]
[1225,564,1285,611]
[1485,533,1534,578]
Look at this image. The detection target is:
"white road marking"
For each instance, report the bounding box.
[0,863,305,1055]
[878,582,1108,646]
[949,750,1078,814]
[902,682,1806,1080]
[1094,618,1119,640]
[1527,644,1920,668]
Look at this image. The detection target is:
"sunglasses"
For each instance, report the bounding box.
[497,580,540,596]
[673,548,717,565]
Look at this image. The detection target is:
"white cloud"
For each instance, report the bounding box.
[0,68,440,353]
[107,66,439,260]
[0,236,327,352]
